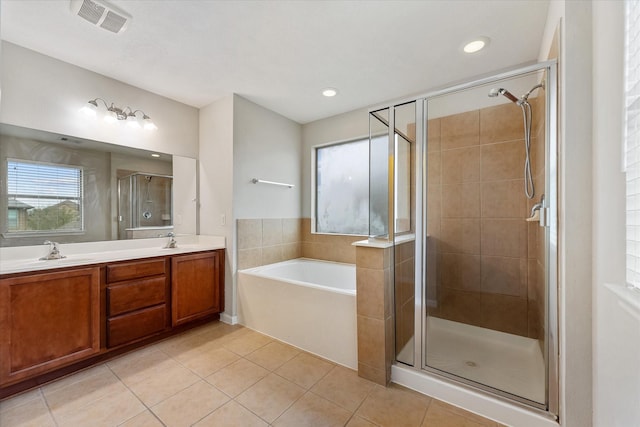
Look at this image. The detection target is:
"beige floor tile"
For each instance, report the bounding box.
[0,388,42,414]
[246,341,300,371]
[206,358,269,397]
[423,400,499,427]
[223,330,273,356]
[273,392,352,427]
[179,347,240,377]
[0,393,56,427]
[118,410,164,427]
[236,373,305,423]
[194,400,268,427]
[311,366,376,412]
[54,388,145,427]
[151,380,229,427]
[107,348,175,385]
[41,363,111,394]
[276,352,334,389]
[357,384,431,427]
[44,366,126,416]
[346,415,379,427]
[126,360,201,406]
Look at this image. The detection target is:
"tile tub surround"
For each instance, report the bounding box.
[0,322,503,427]
[237,218,365,269]
[354,243,395,386]
[426,98,545,339]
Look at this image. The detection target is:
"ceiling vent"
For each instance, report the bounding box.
[70,0,131,34]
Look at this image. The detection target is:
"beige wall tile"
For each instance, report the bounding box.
[281,242,302,260]
[427,118,441,153]
[441,183,480,218]
[480,102,524,145]
[237,219,262,250]
[436,287,482,326]
[480,256,527,298]
[357,268,386,319]
[481,219,527,258]
[440,219,480,255]
[427,184,442,237]
[480,293,528,337]
[282,218,302,243]
[356,315,385,370]
[481,179,527,218]
[441,253,481,292]
[395,258,415,305]
[441,110,480,150]
[357,363,386,386]
[428,151,441,186]
[481,140,525,181]
[262,245,284,265]
[238,248,262,270]
[262,219,283,246]
[441,146,481,184]
[356,246,389,269]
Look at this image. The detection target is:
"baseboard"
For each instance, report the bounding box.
[220,312,238,325]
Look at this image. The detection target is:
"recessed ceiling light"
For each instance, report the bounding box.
[151,153,160,158]
[463,37,490,54]
[322,88,338,97]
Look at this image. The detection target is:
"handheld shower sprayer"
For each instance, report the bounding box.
[488,88,520,104]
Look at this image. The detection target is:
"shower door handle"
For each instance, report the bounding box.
[539,207,550,228]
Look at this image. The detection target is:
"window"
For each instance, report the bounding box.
[315,139,369,234]
[6,159,83,234]
[626,0,640,289]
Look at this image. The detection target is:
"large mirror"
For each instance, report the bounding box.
[0,123,197,247]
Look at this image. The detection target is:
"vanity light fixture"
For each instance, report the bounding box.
[322,88,338,97]
[463,36,490,54]
[80,98,157,130]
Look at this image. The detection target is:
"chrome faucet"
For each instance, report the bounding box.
[164,232,178,249]
[40,241,66,260]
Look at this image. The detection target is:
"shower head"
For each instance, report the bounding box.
[488,88,520,104]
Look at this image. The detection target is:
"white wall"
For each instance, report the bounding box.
[199,95,234,318]
[0,42,198,158]
[171,156,198,236]
[301,107,369,218]
[592,2,640,426]
[232,95,301,219]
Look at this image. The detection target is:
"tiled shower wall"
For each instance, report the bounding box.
[236,218,365,269]
[427,97,545,339]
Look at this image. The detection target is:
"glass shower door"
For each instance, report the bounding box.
[423,69,552,408]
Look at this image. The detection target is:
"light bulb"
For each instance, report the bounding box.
[126,113,141,128]
[143,115,157,131]
[80,101,97,117]
[104,110,118,124]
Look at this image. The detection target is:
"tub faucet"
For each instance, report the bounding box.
[164,232,178,249]
[40,241,66,260]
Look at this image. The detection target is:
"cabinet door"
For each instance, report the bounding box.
[0,267,100,385]
[171,251,222,326]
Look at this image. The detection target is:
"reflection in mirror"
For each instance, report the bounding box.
[0,123,195,247]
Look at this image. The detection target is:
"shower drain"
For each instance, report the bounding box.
[465,361,477,367]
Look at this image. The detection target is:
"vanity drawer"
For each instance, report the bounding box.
[106,258,166,283]
[107,276,167,316]
[107,304,167,348]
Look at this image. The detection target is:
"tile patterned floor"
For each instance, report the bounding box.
[0,321,503,427]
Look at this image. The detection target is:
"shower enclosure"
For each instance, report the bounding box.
[369,62,557,417]
[117,173,173,239]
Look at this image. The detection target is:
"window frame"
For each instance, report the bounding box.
[4,158,85,237]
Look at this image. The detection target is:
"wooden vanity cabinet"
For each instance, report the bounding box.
[0,267,100,386]
[172,250,224,326]
[106,258,170,348]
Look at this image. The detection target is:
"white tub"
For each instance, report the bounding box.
[237,258,357,369]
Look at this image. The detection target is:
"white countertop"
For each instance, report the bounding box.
[0,234,225,275]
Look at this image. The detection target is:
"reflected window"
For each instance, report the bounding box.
[315,139,369,234]
[6,159,83,233]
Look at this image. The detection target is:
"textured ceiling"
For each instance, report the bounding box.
[1,0,549,124]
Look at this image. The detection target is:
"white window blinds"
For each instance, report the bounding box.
[6,159,83,233]
[625,0,640,289]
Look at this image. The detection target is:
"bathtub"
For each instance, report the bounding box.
[237,258,357,369]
